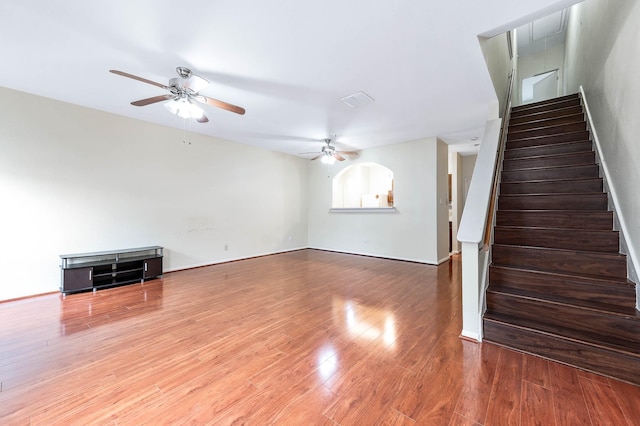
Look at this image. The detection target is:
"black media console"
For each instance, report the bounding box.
[60,246,163,294]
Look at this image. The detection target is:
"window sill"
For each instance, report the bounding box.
[329,207,397,213]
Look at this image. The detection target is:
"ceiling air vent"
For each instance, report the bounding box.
[340,91,374,108]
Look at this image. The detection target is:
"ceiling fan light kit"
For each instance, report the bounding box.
[300,138,358,163]
[164,98,206,122]
[109,67,246,123]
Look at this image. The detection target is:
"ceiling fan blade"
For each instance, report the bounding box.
[130,94,173,106]
[334,153,346,161]
[337,151,358,156]
[196,113,209,123]
[196,96,246,115]
[310,154,323,161]
[110,70,168,90]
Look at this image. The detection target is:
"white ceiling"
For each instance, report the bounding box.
[517,9,570,56]
[0,0,580,158]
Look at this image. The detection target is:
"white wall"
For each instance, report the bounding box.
[0,86,309,301]
[480,31,513,115]
[307,138,447,264]
[436,138,450,262]
[462,155,478,205]
[563,0,640,299]
[517,42,565,104]
[450,153,464,253]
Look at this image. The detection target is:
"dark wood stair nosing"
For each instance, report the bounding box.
[503,150,595,163]
[486,288,639,319]
[483,311,640,358]
[489,264,633,288]
[486,285,636,318]
[482,318,640,386]
[506,130,590,146]
[511,94,580,112]
[508,106,584,125]
[507,113,586,132]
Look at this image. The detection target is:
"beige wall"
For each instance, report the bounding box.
[307,138,448,264]
[0,86,309,300]
[563,0,640,293]
[517,42,566,104]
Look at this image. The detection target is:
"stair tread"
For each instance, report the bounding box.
[495,225,616,234]
[492,243,627,279]
[483,315,640,359]
[507,130,589,144]
[505,140,592,153]
[496,210,614,230]
[483,319,640,386]
[499,192,606,197]
[493,243,626,258]
[512,94,580,111]
[503,150,594,162]
[487,287,640,318]
[501,162,599,172]
[501,177,602,184]
[509,106,584,124]
[489,264,633,287]
[508,113,586,130]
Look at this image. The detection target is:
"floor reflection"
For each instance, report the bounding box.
[59,281,163,335]
[332,296,397,350]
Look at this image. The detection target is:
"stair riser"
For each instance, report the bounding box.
[509,106,584,125]
[508,122,587,141]
[498,194,608,211]
[494,228,619,253]
[504,141,593,159]
[511,97,582,118]
[492,244,627,278]
[495,211,613,230]
[501,165,599,182]
[508,113,585,133]
[486,292,640,346]
[507,131,590,149]
[500,179,603,195]
[483,320,640,386]
[503,152,595,171]
[489,266,636,310]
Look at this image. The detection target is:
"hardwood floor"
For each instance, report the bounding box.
[1,249,638,425]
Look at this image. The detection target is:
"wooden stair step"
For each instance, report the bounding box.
[482,318,640,386]
[504,140,593,159]
[507,121,587,141]
[495,210,613,230]
[502,151,595,171]
[511,94,581,117]
[486,290,640,350]
[507,131,590,149]
[501,164,599,182]
[500,178,603,195]
[498,193,608,210]
[508,113,585,133]
[489,265,636,310]
[494,226,619,253]
[509,105,584,125]
[492,244,627,279]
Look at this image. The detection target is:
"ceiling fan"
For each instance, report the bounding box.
[109,66,246,123]
[300,138,358,164]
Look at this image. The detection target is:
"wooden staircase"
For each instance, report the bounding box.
[482,93,640,385]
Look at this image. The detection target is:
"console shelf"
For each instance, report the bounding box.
[60,246,163,294]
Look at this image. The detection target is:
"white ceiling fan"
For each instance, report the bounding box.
[300,138,358,164]
[109,67,246,123]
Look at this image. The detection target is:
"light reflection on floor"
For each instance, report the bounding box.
[332,296,397,349]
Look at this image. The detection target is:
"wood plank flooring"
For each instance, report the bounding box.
[0,249,638,425]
